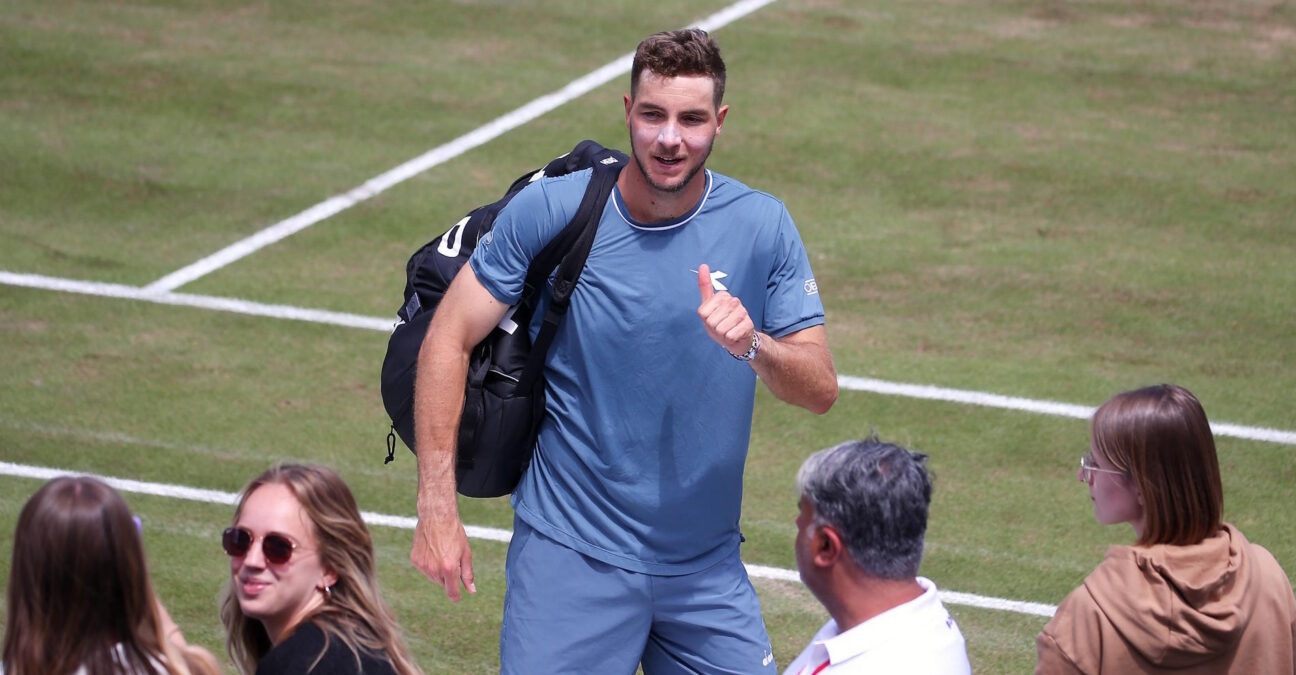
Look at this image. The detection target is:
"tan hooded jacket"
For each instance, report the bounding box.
[1036,524,1296,674]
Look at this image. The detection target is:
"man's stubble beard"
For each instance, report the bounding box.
[630,135,715,195]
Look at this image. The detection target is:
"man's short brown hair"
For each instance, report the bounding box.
[631,28,727,108]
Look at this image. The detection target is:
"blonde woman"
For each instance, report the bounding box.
[221,463,421,675]
[1037,384,1296,674]
[3,476,220,675]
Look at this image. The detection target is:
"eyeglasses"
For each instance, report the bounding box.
[222,527,297,565]
[1079,454,1125,483]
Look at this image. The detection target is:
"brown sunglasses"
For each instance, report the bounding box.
[222,527,297,565]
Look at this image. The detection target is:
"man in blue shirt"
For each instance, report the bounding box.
[410,28,838,674]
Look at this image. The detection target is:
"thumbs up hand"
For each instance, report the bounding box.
[696,263,756,359]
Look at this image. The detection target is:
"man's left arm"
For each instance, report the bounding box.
[748,324,836,414]
[697,264,837,414]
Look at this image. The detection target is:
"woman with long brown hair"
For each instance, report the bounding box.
[3,476,220,675]
[220,463,421,675]
[1037,384,1296,674]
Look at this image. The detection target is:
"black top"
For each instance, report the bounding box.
[256,621,399,675]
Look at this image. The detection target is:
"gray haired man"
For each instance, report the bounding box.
[783,436,972,674]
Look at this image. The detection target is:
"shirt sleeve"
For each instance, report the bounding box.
[762,206,825,338]
[469,174,578,305]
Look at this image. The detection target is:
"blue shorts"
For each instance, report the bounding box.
[500,516,778,675]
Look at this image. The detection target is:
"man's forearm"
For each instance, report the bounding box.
[412,263,512,504]
[749,326,837,414]
[413,330,469,508]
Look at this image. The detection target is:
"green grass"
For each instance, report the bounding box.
[2,1,1294,673]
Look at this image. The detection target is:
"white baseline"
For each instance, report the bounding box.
[0,460,1056,618]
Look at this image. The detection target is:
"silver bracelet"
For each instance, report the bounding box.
[729,331,761,362]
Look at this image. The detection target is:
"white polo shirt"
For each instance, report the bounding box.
[782,577,972,675]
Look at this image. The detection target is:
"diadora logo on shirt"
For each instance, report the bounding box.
[692,268,731,292]
[804,278,819,295]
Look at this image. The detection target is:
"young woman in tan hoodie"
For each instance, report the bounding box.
[1036,384,1296,674]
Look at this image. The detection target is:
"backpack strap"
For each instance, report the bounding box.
[513,158,621,393]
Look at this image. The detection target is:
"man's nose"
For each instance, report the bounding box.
[657,121,681,145]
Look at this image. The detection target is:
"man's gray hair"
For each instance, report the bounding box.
[796,434,932,580]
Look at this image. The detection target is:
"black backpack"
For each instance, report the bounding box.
[381,140,627,498]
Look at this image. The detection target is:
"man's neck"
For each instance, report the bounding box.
[827,576,925,632]
[617,163,707,223]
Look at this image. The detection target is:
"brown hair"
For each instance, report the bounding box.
[631,28,727,108]
[1090,384,1224,546]
[3,476,215,675]
[220,463,421,675]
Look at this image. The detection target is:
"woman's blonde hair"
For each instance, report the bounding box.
[1091,384,1223,546]
[220,463,421,675]
[3,476,218,675]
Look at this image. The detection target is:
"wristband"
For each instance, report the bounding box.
[729,331,761,362]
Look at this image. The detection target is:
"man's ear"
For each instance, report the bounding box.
[812,524,844,567]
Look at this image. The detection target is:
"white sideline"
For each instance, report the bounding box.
[837,376,1296,446]
[1,271,392,332]
[141,0,780,295]
[3,269,1296,447]
[0,460,1055,618]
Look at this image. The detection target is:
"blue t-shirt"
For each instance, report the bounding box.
[471,168,824,575]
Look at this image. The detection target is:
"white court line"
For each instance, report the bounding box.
[838,376,1296,446]
[2,271,392,332]
[0,460,1054,617]
[4,269,1296,447]
[142,0,780,294]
